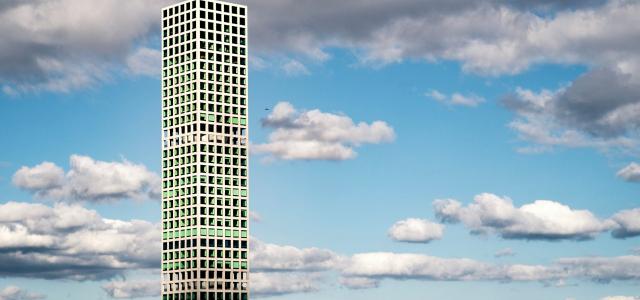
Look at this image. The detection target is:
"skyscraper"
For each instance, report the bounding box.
[161,1,249,300]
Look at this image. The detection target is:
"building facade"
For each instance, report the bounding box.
[161,1,249,299]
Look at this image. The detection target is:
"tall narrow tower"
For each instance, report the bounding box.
[161,1,249,300]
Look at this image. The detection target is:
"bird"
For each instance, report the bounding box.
[264,108,270,111]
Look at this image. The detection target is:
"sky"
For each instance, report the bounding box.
[1,0,640,299]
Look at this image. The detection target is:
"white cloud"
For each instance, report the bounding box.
[340,252,640,288]
[495,248,516,258]
[601,297,640,300]
[610,208,640,239]
[254,102,395,160]
[341,252,560,283]
[427,90,485,107]
[388,218,444,243]
[617,163,640,182]
[250,239,342,272]
[281,59,310,76]
[0,201,159,280]
[433,193,615,240]
[13,155,160,203]
[0,286,43,300]
[12,162,64,191]
[252,272,323,298]
[102,280,159,299]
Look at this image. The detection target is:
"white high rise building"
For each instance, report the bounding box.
[161,1,249,299]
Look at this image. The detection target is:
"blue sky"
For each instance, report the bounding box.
[1,0,640,300]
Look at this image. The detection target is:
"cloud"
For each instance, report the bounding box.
[0,0,173,93]
[126,47,161,77]
[250,239,342,272]
[0,286,44,300]
[388,218,444,243]
[559,255,640,283]
[254,102,395,160]
[13,155,160,203]
[339,276,380,289]
[102,280,159,299]
[617,163,640,182]
[495,248,516,258]
[221,0,640,75]
[602,297,640,300]
[281,59,310,76]
[610,208,640,239]
[504,67,640,153]
[252,272,323,298]
[433,193,615,241]
[427,90,485,107]
[341,252,560,284]
[340,252,640,288]
[0,201,159,280]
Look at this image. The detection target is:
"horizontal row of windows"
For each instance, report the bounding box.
[162,175,248,188]
[198,1,246,16]
[164,216,247,230]
[162,291,248,300]
[163,227,248,240]
[163,185,248,199]
[163,144,247,159]
[163,71,246,88]
[162,113,246,129]
[163,104,247,120]
[162,165,247,182]
[163,274,247,286]
[163,217,247,230]
[163,238,247,251]
[163,82,247,99]
[163,93,247,112]
[164,0,246,17]
[163,206,247,220]
[162,205,247,220]
[163,259,247,271]
[163,249,246,261]
[163,197,247,210]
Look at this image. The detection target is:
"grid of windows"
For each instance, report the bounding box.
[161,1,248,300]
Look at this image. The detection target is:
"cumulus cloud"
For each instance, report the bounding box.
[617,163,640,182]
[102,280,159,299]
[388,218,444,243]
[250,239,342,272]
[504,67,640,153]
[433,193,615,241]
[0,201,159,280]
[13,155,160,203]
[610,208,640,239]
[427,90,485,107]
[0,286,44,300]
[253,102,395,160]
[0,0,173,93]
